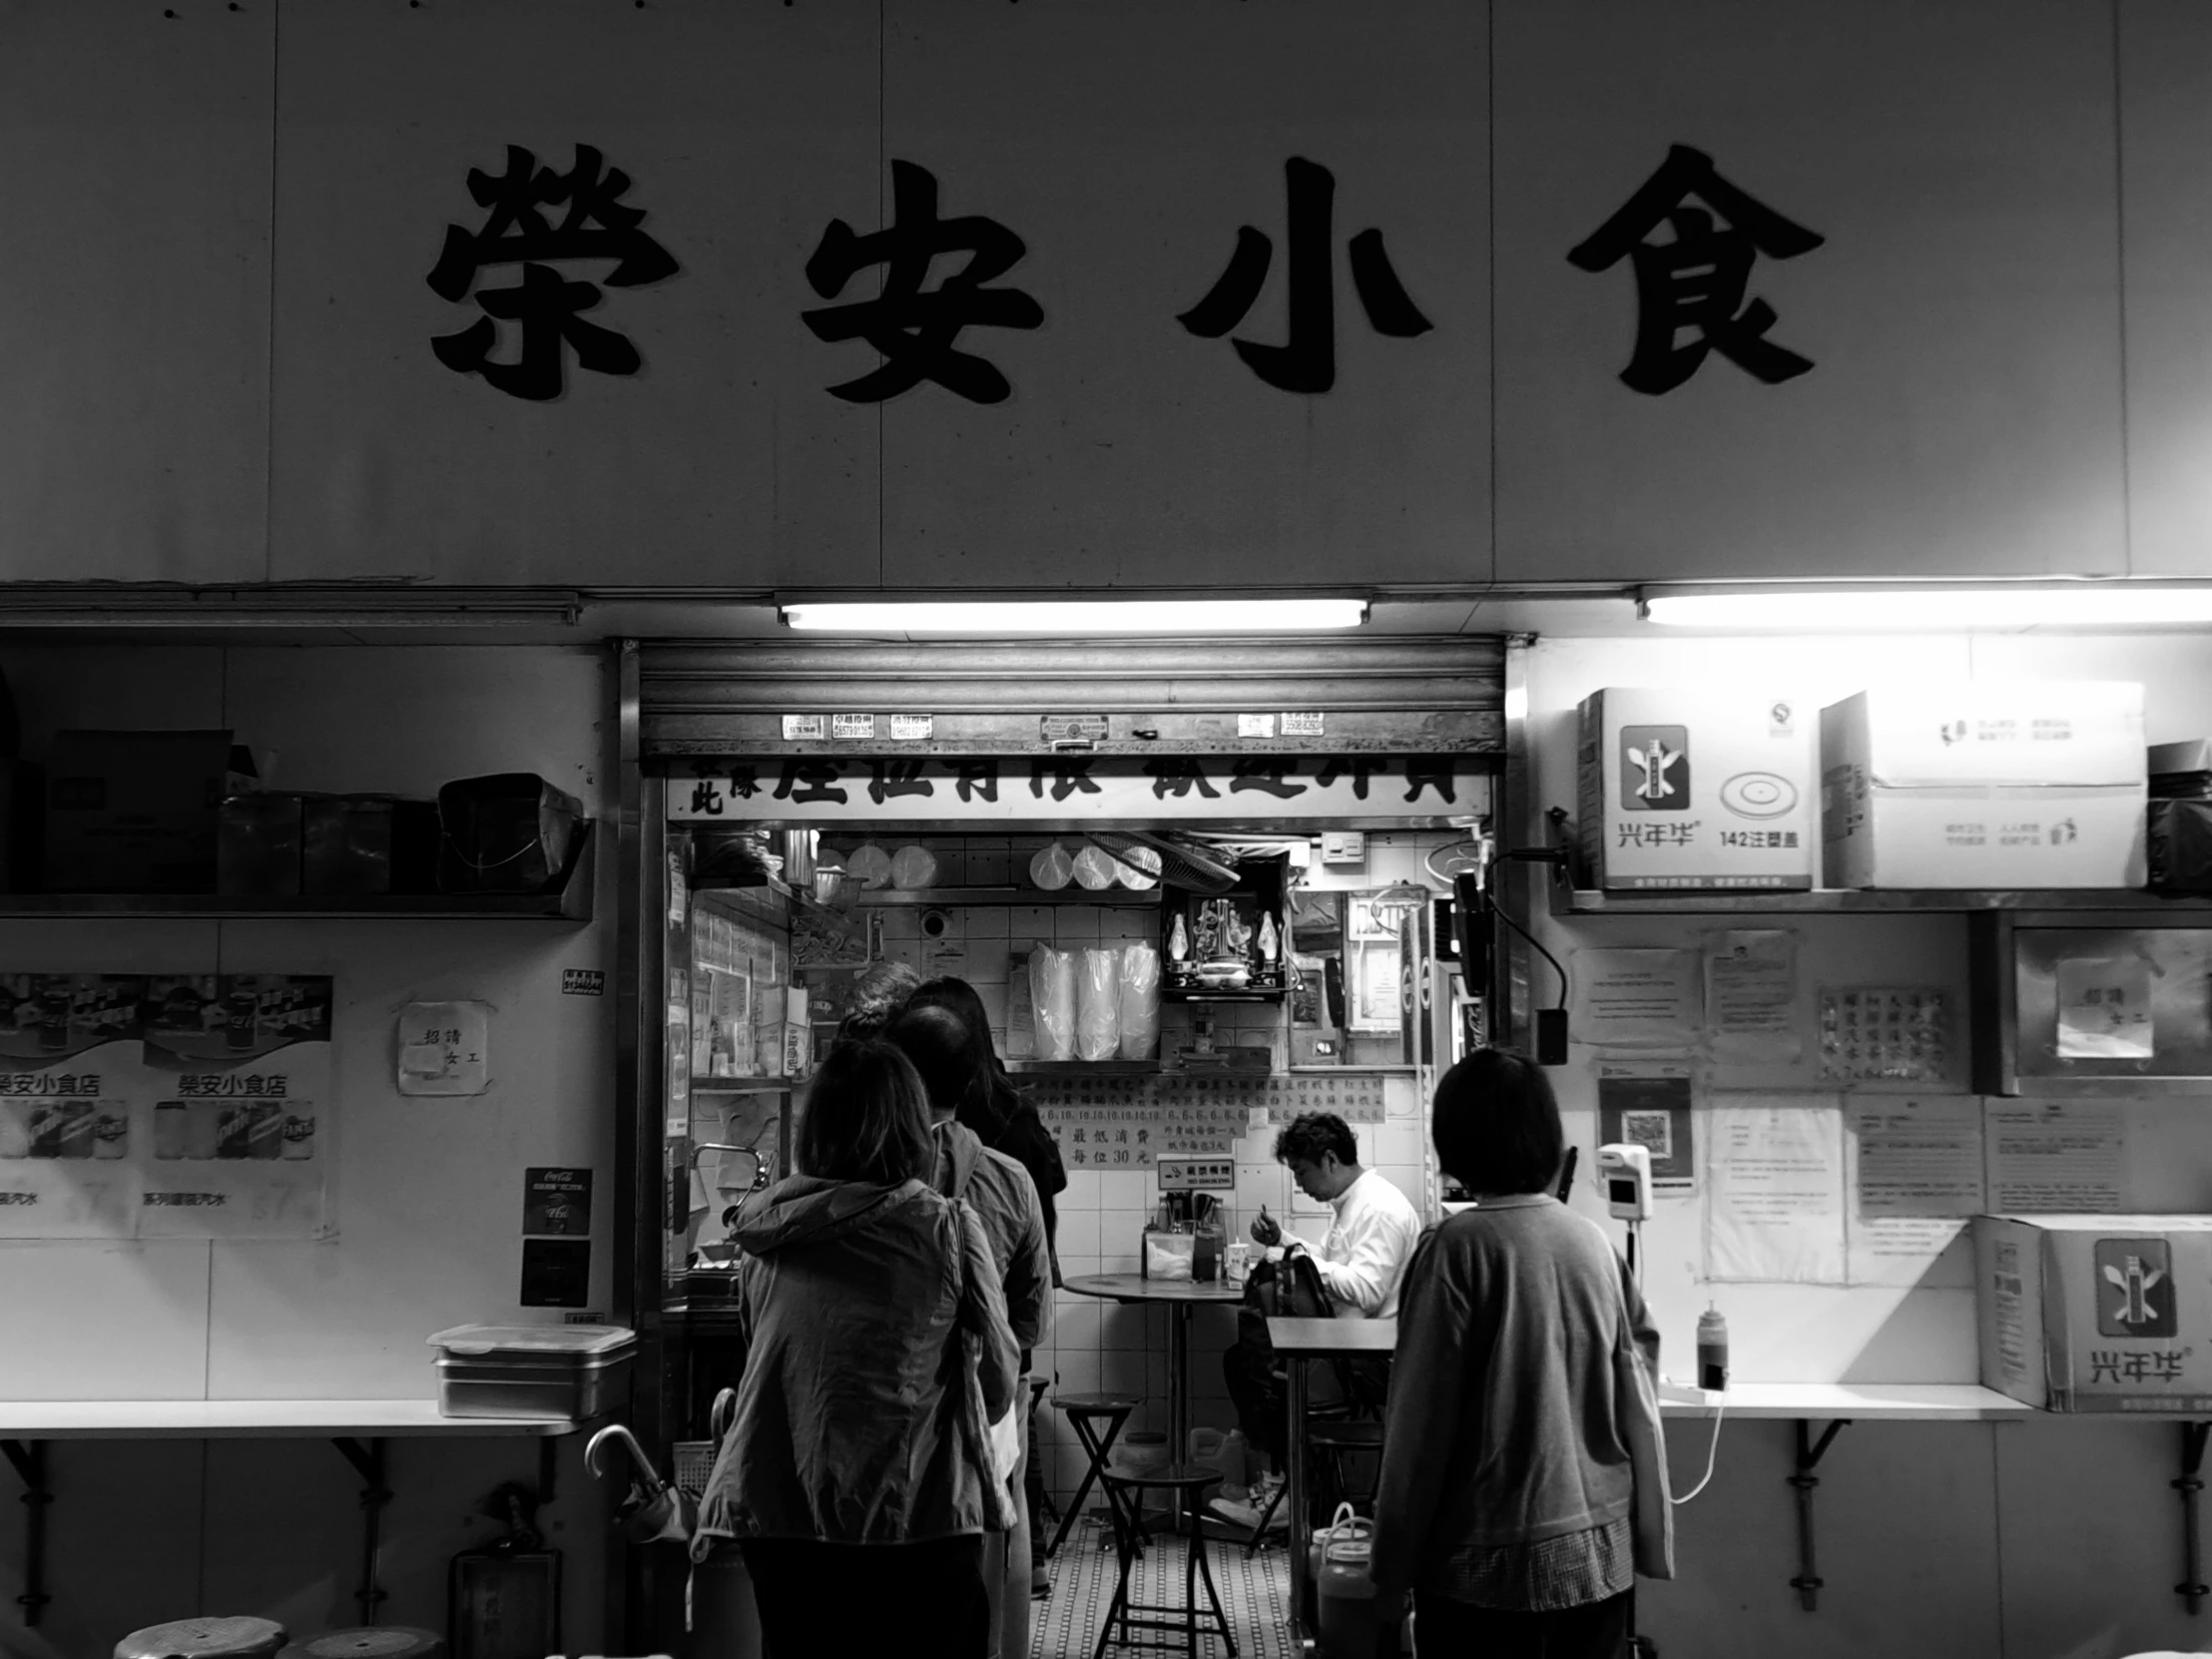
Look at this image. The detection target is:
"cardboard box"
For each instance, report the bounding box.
[1831,683,2146,788]
[44,731,243,893]
[1575,687,1816,889]
[1975,1215,2212,1412]
[1822,687,2148,888]
[0,761,45,893]
[218,794,304,896]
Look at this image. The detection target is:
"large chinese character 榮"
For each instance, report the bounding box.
[426,145,680,402]
[1179,157,1432,394]
[803,161,1043,405]
[1568,145,1824,395]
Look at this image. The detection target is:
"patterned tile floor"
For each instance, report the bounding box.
[1033,1511,1294,1659]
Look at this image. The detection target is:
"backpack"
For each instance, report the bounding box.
[1237,1251,1391,1414]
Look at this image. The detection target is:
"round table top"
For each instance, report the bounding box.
[1062,1272,1246,1304]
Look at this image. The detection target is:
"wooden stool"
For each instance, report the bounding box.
[115,1618,287,1659]
[1093,1465,1236,1659]
[1047,1390,1145,1558]
[277,1632,444,1659]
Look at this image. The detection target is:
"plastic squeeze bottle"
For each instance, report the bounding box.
[1696,1304,1730,1392]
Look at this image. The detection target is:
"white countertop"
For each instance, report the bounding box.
[0,1399,579,1437]
[1657,1382,2036,1420]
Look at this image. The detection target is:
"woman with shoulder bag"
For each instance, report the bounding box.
[1370,1049,1674,1658]
[691,1038,1021,1659]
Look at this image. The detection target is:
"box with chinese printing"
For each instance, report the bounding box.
[1574,688,1816,889]
[44,731,251,893]
[1974,1215,2212,1412]
[1821,685,2147,888]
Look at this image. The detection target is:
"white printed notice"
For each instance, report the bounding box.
[1845,1097,1984,1288]
[0,974,334,1242]
[2053,955,2155,1060]
[1985,1101,2123,1212]
[1707,929,1801,1064]
[1704,1096,1848,1284]
[1575,948,1700,1048]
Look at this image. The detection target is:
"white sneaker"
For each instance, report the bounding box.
[1206,1495,1286,1533]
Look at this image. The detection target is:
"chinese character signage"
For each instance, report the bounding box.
[0,974,333,1242]
[1033,1072,1388,1169]
[669,754,1476,824]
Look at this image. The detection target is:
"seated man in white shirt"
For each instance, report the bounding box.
[1212,1112,1422,1532]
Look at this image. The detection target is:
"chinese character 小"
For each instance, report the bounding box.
[1179,157,1431,394]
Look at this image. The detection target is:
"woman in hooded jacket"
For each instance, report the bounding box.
[692,1037,1020,1659]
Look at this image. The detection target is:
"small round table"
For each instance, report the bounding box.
[1061,1273,1245,1529]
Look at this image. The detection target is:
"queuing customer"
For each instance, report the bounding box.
[835,957,922,1040]
[903,974,1069,1597]
[1371,1049,1674,1659]
[1212,1111,1420,1533]
[691,1038,1020,1659]
[887,1001,1053,1659]
[906,974,1069,1277]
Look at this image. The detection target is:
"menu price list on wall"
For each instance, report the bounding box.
[0,973,334,1241]
[1033,1072,1387,1167]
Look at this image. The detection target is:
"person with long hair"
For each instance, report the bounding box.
[905,975,1067,1274]
[691,1038,1019,1659]
[1371,1049,1674,1658]
[886,1001,1052,1659]
[901,975,1070,1601]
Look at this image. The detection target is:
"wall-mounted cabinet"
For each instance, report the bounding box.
[1970,911,2212,1097]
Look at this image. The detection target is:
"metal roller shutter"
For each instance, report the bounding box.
[637,636,1505,759]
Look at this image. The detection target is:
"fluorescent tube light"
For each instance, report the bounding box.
[1641,585,2212,630]
[780,599,1370,634]
[0,589,582,628]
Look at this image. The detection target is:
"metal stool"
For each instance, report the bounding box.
[115,1618,287,1659]
[1094,1465,1236,1659]
[277,1633,444,1659]
[1243,1417,1384,1557]
[1047,1390,1146,1558]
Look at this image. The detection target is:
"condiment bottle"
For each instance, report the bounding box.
[1696,1304,1729,1392]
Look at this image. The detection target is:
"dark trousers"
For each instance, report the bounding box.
[1025,1385,1048,1557]
[1412,1589,1632,1659]
[743,1534,989,1659]
[1223,1335,1287,1463]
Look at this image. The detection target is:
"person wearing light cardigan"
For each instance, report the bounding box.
[1371,1049,1674,1659]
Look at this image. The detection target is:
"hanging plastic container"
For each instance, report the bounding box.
[1311,1502,1384,1659]
[1110,1428,1171,1478]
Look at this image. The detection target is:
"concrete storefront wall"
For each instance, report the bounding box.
[0,645,615,1656]
[269,0,883,589]
[1492,0,2127,584]
[21,2,2212,590]
[0,4,273,584]
[876,0,1489,590]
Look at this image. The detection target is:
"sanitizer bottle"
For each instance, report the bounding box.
[1696,1305,1730,1392]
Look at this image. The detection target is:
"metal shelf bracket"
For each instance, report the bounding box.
[1789,1418,1850,1611]
[2177,1420,2211,1612]
[330,1436,390,1625]
[1,1438,49,1628]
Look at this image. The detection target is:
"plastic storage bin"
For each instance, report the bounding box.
[427,1324,636,1420]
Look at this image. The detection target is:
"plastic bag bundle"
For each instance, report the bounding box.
[1030,948,1076,1061]
[1119,944,1161,1060]
[1077,947,1121,1062]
